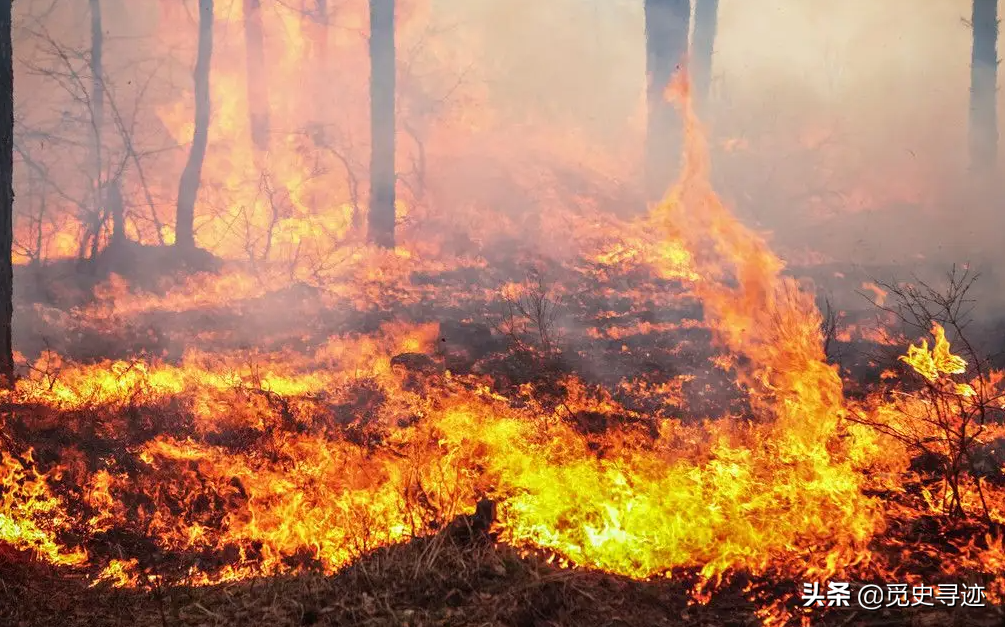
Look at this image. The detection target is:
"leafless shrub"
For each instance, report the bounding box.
[850,265,1004,522]
[301,123,364,231]
[498,270,563,356]
[819,294,841,364]
[17,22,169,261]
[22,345,63,392]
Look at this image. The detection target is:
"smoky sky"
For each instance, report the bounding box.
[13,0,1005,276]
[452,0,1003,271]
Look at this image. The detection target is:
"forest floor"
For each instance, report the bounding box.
[2,521,1003,627]
[4,249,1005,627]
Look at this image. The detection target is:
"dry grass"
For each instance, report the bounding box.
[3,260,1005,626]
[3,523,1003,627]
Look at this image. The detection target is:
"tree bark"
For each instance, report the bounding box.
[82,0,107,261]
[644,0,691,203]
[108,180,126,247]
[243,0,270,151]
[367,0,395,248]
[691,0,717,108]
[970,0,998,174]
[87,0,127,257]
[313,0,329,128]
[89,0,104,181]
[0,0,14,386]
[176,0,214,251]
[312,0,328,65]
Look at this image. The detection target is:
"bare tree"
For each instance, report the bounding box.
[86,0,125,256]
[0,0,13,385]
[18,22,163,263]
[309,0,328,78]
[106,179,125,249]
[499,271,562,357]
[819,295,841,364]
[367,0,395,249]
[89,0,104,185]
[969,0,998,174]
[644,0,691,203]
[244,0,270,150]
[176,0,214,251]
[853,267,1003,522]
[691,0,718,108]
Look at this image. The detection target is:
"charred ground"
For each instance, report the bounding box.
[2,518,1002,627]
[2,245,1005,626]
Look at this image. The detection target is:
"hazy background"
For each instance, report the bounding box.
[454,0,1003,265]
[12,0,1004,276]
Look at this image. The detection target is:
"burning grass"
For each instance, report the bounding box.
[3,76,1005,626]
[1,518,1002,627]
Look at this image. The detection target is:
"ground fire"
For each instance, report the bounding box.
[1,1,1004,626]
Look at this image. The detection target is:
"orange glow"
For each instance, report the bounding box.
[4,4,1004,619]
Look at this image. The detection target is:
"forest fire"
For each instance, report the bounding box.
[2,0,1005,626]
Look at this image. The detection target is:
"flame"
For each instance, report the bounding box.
[0,449,87,566]
[3,68,896,595]
[5,3,1005,616]
[899,322,968,383]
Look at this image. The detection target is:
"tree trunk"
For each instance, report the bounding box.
[644,0,691,204]
[176,0,214,251]
[368,0,395,248]
[90,0,104,156]
[692,0,717,108]
[0,0,14,386]
[970,0,998,174]
[243,0,270,151]
[312,0,329,117]
[109,185,125,249]
[108,180,126,248]
[86,0,105,261]
[312,0,328,67]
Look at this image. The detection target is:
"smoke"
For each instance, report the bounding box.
[10,0,1005,319]
[709,0,1000,268]
[432,0,1005,296]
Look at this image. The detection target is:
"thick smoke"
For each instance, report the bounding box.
[711,0,1001,268]
[10,0,1005,322]
[457,0,1004,269]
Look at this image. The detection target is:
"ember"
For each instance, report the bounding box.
[1,1,1004,626]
